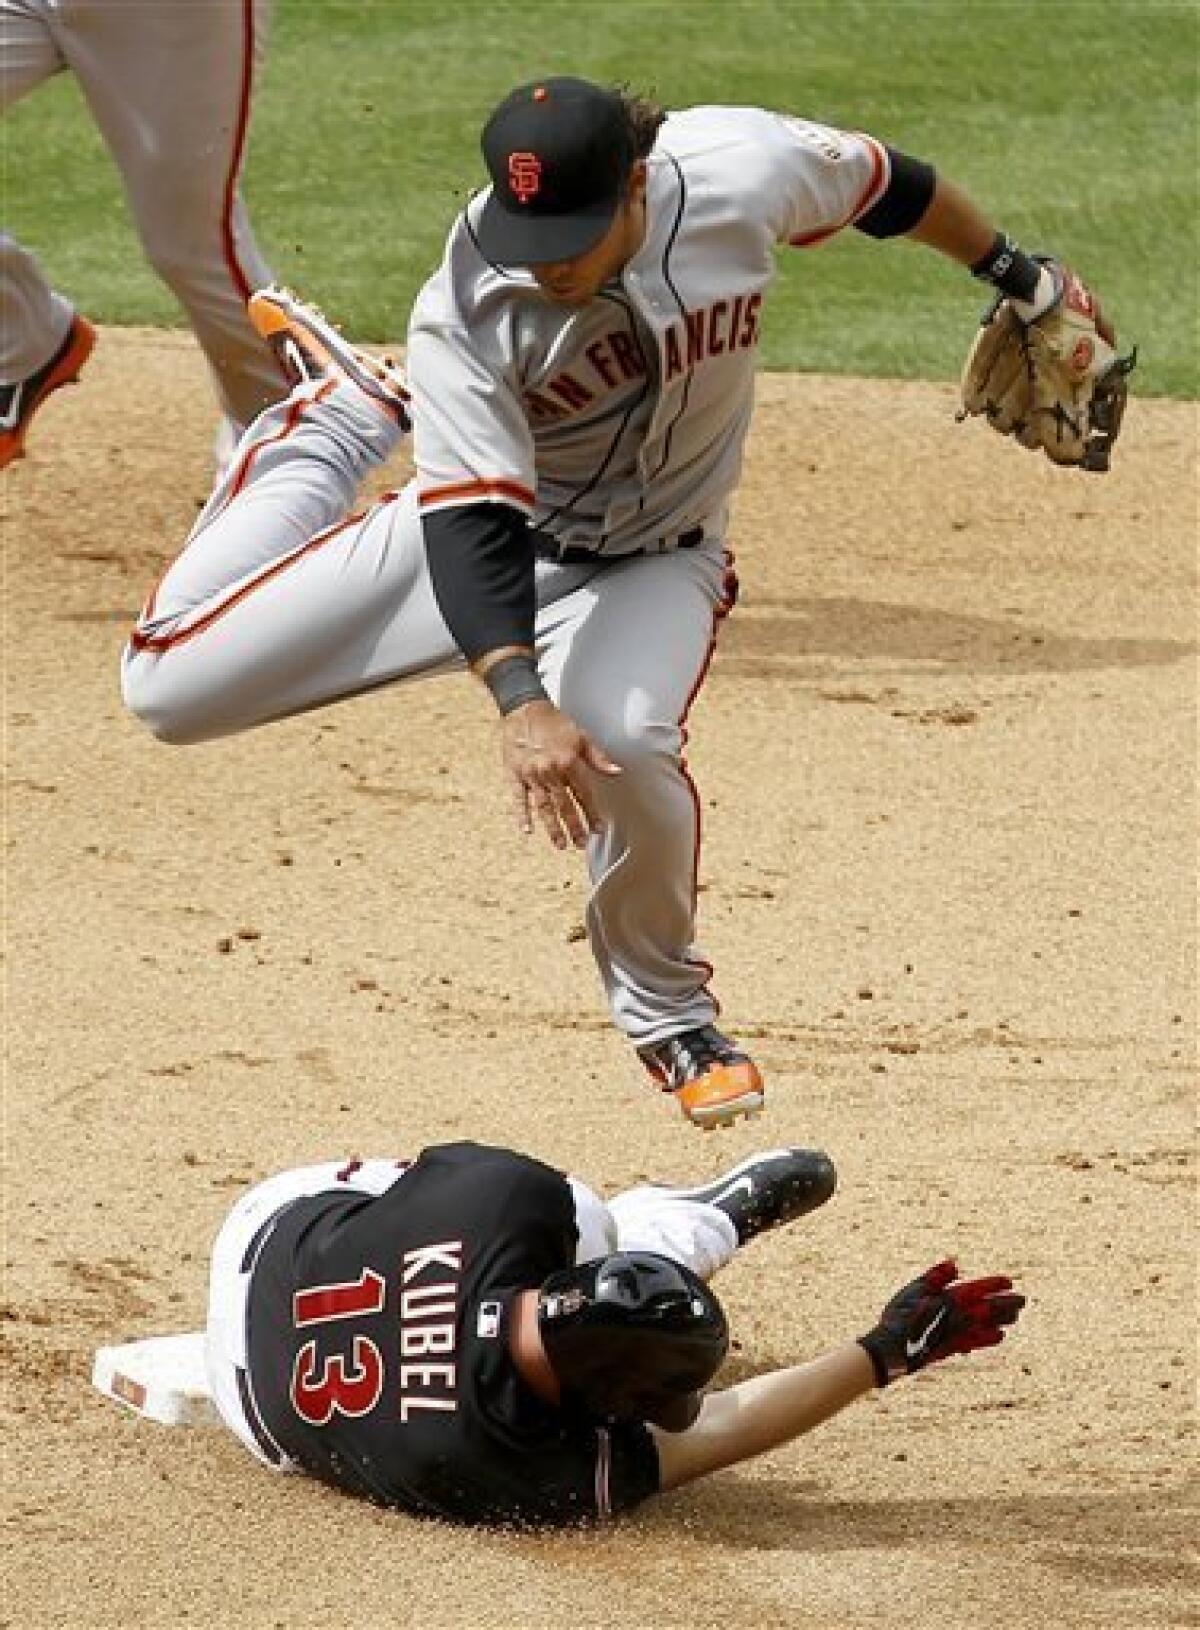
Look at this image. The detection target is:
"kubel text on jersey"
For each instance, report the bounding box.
[397,1239,464,1422]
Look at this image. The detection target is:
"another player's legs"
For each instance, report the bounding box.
[565,1177,620,1260]
[0,13,95,467]
[54,0,287,430]
[643,1148,837,1244]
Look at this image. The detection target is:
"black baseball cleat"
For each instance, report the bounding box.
[657,1148,837,1244]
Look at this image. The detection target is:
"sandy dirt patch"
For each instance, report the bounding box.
[3,328,1196,1628]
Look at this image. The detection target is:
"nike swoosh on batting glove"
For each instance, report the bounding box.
[858,1259,1026,1386]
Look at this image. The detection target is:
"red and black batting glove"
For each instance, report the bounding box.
[857,1259,1025,1387]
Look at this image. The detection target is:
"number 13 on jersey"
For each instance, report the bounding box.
[289,1269,387,1426]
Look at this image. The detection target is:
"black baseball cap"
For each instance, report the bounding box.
[476,77,636,266]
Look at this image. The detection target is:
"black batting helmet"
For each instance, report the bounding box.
[537,1251,728,1431]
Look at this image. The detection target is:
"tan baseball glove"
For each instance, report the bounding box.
[960,262,1136,471]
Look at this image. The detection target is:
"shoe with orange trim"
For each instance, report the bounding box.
[247,285,409,428]
[640,1024,765,1130]
[0,315,96,470]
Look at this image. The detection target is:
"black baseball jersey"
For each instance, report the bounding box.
[244,1142,661,1525]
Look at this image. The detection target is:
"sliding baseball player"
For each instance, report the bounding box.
[96,1138,1024,1527]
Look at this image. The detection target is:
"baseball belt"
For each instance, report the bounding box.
[533,525,705,566]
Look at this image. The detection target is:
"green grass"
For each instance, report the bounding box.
[4,0,1197,394]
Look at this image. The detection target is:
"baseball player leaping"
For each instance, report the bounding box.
[122,78,1122,1129]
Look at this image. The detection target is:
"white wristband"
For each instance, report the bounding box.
[1011,265,1058,324]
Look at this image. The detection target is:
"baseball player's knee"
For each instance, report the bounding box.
[578,716,685,827]
[125,700,210,747]
[574,701,681,777]
[121,661,220,746]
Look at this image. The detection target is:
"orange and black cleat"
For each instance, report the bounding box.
[640,1024,765,1130]
[1,315,96,469]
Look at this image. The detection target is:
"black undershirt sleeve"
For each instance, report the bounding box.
[422,501,536,663]
[853,147,937,239]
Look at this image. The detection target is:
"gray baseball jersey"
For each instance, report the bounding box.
[410,106,886,552]
[123,105,891,1049]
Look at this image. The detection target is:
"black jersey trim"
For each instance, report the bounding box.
[648,155,693,484]
[236,1364,286,1466]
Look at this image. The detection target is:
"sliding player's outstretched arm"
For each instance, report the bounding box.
[653,1260,1025,1491]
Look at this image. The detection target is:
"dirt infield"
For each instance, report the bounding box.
[4,328,1196,1629]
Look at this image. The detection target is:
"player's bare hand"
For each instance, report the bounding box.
[501,700,621,850]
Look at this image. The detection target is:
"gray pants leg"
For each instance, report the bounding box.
[1,0,73,378]
[122,381,447,743]
[1,0,283,423]
[537,548,732,1045]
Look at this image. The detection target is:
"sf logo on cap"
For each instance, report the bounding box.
[508,151,542,204]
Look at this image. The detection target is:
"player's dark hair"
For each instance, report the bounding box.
[614,89,668,160]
